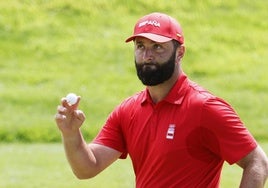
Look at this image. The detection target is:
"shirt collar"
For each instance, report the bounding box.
[141,72,188,105]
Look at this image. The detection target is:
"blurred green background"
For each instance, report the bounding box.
[0,0,267,142]
[0,0,267,187]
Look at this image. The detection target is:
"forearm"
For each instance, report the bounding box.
[239,163,267,188]
[62,130,98,179]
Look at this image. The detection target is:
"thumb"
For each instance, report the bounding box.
[74,110,86,122]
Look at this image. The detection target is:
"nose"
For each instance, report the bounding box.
[143,49,154,63]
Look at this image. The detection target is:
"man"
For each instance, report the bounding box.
[55,12,268,187]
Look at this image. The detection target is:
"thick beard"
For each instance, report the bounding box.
[135,51,176,86]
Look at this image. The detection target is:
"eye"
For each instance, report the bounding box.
[153,43,163,50]
[153,43,165,52]
[135,43,144,50]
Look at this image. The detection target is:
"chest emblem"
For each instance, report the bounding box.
[166,124,176,139]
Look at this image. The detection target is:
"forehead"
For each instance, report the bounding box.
[134,37,173,46]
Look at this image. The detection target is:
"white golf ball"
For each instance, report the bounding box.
[66,93,78,105]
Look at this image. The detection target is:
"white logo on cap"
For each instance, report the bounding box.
[138,20,160,28]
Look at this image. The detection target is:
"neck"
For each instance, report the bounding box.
[147,67,181,104]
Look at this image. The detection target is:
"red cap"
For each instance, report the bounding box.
[125,12,184,44]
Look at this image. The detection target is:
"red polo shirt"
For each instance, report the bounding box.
[93,72,257,187]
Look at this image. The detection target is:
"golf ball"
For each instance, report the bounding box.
[66,93,78,105]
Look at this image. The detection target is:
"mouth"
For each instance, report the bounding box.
[142,63,157,71]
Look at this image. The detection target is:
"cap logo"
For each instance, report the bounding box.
[138,20,160,28]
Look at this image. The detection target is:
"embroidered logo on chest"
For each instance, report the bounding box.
[166,124,176,139]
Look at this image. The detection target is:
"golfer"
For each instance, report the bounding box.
[55,12,268,187]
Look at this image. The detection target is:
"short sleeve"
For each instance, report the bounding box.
[201,97,257,164]
[93,105,128,159]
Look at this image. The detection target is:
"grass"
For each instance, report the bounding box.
[0,143,134,188]
[0,143,267,188]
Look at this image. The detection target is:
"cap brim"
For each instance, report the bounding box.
[125,33,172,43]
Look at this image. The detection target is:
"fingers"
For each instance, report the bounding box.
[56,97,78,118]
[61,96,81,109]
[55,109,85,123]
[74,110,86,122]
[54,113,66,124]
[57,105,67,114]
[54,95,85,130]
[55,105,67,123]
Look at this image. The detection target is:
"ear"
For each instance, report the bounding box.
[176,45,185,60]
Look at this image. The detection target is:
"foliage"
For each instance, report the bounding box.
[0,0,267,142]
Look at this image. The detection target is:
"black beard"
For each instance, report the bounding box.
[135,51,176,86]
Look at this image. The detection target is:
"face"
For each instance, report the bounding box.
[134,37,177,86]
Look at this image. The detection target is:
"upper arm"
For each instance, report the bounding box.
[236,145,268,172]
[89,143,122,174]
[236,145,268,187]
